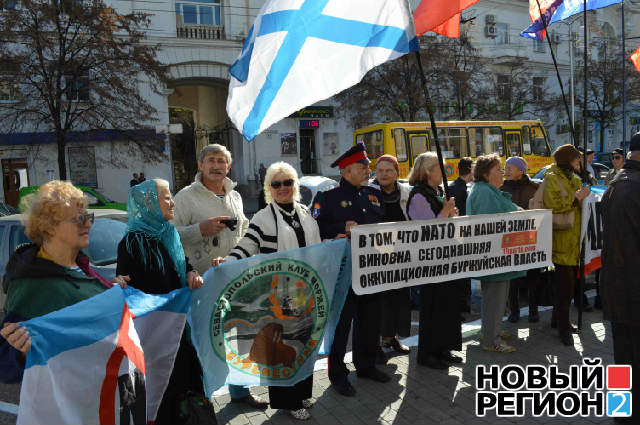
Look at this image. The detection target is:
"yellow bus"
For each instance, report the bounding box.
[354,120,553,180]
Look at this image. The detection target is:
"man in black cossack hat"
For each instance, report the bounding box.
[311,143,391,397]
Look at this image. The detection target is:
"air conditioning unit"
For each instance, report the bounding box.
[486,14,496,25]
[550,31,561,44]
[485,25,497,38]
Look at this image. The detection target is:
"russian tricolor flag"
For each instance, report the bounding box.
[17,287,190,425]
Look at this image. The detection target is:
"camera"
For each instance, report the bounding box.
[220,218,238,231]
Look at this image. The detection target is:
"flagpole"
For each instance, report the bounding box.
[578,0,589,330]
[535,0,578,146]
[622,1,627,151]
[414,49,451,199]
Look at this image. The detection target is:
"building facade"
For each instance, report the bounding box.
[1,0,638,205]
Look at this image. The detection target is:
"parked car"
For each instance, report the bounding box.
[0,209,128,310]
[18,186,126,211]
[594,152,613,169]
[299,175,339,207]
[531,163,609,185]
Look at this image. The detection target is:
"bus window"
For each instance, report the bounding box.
[356,130,384,159]
[392,128,408,162]
[506,132,522,156]
[468,127,484,157]
[522,126,532,155]
[431,127,467,159]
[486,127,504,156]
[531,125,551,156]
[410,134,427,158]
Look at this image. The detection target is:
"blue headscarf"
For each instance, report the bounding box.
[124,180,187,287]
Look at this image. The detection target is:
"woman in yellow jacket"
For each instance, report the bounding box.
[543,144,591,346]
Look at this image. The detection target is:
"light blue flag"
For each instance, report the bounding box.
[521,0,622,41]
[226,0,419,142]
[189,239,351,395]
[18,287,191,425]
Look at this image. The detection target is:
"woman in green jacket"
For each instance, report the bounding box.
[467,154,525,353]
[543,145,590,346]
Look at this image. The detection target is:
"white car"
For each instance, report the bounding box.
[299,176,339,207]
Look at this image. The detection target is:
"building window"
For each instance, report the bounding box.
[0,0,18,9]
[533,39,545,53]
[533,77,545,101]
[175,0,221,26]
[497,75,510,101]
[64,74,89,102]
[495,23,509,45]
[0,60,19,102]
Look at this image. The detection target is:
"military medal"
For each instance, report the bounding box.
[340,200,349,208]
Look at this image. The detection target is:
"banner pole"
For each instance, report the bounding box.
[578,0,589,330]
[414,49,451,199]
[535,0,578,146]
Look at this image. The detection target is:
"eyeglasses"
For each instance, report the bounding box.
[68,212,95,226]
[613,155,623,160]
[270,179,294,189]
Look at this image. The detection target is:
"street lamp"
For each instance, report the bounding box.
[554,16,582,129]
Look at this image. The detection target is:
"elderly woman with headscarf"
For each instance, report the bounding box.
[212,162,320,421]
[0,181,129,383]
[405,152,462,369]
[116,179,211,425]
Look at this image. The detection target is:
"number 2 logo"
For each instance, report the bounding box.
[607,392,632,417]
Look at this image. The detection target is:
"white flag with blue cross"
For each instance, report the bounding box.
[226,0,419,142]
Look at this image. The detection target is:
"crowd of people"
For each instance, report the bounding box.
[0,133,638,423]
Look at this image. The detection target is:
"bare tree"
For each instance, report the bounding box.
[574,40,640,151]
[0,0,169,179]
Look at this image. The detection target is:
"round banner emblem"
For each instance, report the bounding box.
[210,259,328,380]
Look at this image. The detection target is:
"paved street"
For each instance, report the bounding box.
[212,305,617,425]
[0,292,618,424]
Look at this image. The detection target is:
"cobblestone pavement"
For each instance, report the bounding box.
[212,306,617,425]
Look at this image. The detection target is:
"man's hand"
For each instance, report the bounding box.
[345,221,358,235]
[199,216,231,237]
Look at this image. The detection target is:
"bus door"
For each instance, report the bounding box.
[408,131,429,166]
[505,131,522,157]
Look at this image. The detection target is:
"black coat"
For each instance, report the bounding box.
[601,160,640,326]
[500,174,539,210]
[311,178,386,239]
[116,231,193,294]
[448,177,468,216]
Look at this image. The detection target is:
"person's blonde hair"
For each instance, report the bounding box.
[24,181,88,245]
[408,152,442,186]
[263,162,301,204]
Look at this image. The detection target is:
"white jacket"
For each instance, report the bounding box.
[172,172,249,274]
[226,201,321,260]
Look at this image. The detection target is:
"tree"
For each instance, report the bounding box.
[0,0,169,179]
[574,39,640,151]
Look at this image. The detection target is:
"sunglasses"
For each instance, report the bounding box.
[68,212,95,226]
[613,155,623,160]
[270,179,294,189]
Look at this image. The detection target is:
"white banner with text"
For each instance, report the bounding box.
[351,210,553,295]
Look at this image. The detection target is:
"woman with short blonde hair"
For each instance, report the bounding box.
[405,153,461,369]
[263,161,301,204]
[213,161,320,420]
[0,181,128,384]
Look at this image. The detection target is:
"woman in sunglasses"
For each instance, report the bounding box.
[0,181,129,383]
[116,179,211,424]
[212,162,321,421]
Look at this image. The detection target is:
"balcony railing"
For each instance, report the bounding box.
[176,24,225,40]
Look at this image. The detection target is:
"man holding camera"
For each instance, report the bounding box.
[173,144,268,408]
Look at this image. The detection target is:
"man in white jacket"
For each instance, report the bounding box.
[172,143,268,409]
